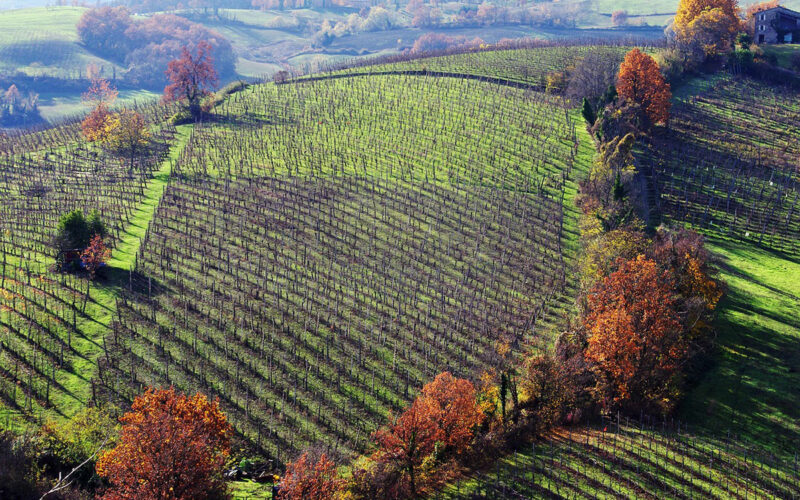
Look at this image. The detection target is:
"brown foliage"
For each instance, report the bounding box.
[583,255,684,413]
[612,10,629,26]
[518,355,578,433]
[95,387,232,500]
[278,452,344,500]
[163,41,219,118]
[617,48,672,126]
[649,228,723,337]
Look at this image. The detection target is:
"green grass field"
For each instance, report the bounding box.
[0,7,121,80]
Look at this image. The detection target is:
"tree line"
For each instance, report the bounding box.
[76,6,235,89]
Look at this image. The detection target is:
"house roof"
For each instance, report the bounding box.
[759,5,800,18]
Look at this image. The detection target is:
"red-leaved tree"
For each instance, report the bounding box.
[278,452,344,500]
[371,372,482,496]
[372,397,440,496]
[80,234,111,280]
[95,387,232,500]
[163,41,218,120]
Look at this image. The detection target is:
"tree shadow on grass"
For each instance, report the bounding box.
[679,258,800,458]
[102,266,171,299]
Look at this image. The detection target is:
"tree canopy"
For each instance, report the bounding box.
[617,49,672,126]
[96,387,232,500]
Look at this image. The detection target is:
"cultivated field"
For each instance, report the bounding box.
[95,73,580,462]
[441,422,800,499]
[304,45,633,88]
[641,75,800,457]
[0,104,179,430]
[0,40,798,498]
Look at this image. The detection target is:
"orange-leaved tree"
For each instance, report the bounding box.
[163,40,218,120]
[371,372,482,496]
[96,386,232,500]
[583,255,683,413]
[372,396,440,496]
[419,372,483,454]
[81,78,118,143]
[278,452,344,500]
[617,48,672,126]
[80,234,111,280]
[674,0,741,54]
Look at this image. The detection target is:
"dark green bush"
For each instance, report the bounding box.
[54,209,106,253]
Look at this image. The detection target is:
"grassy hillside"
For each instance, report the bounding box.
[0,7,120,80]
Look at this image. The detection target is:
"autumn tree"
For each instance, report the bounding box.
[617,48,672,126]
[372,397,440,496]
[649,228,723,338]
[81,235,111,280]
[418,372,483,455]
[673,0,741,56]
[518,355,577,433]
[81,78,118,143]
[163,41,218,120]
[371,372,482,495]
[745,0,780,19]
[583,255,684,413]
[95,387,232,500]
[278,452,344,500]
[104,109,151,175]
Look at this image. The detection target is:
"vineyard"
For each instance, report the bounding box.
[94,74,582,462]
[641,75,800,459]
[0,110,178,429]
[296,44,635,90]
[0,38,798,497]
[440,420,800,499]
[643,76,800,254]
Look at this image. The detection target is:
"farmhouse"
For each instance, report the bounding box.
[751,5,800,44]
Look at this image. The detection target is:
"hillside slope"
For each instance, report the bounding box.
[431,72,800,499]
